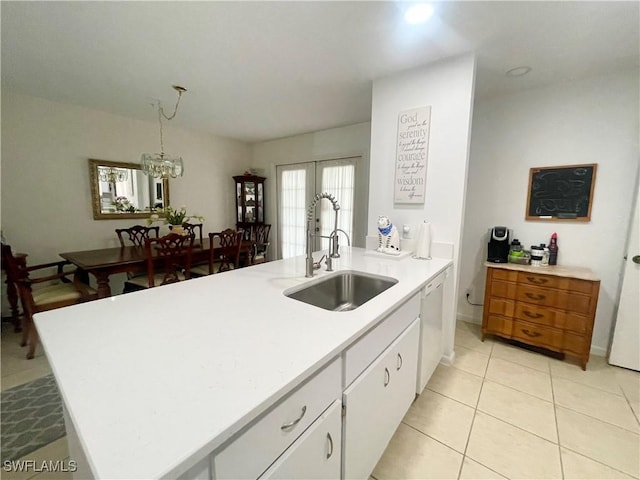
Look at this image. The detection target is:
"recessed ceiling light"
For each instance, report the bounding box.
[404,4,434,25]
[506,66,532,77]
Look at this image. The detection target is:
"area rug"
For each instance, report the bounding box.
[1,374,65,462]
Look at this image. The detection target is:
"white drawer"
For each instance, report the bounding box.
[259,399,342,479]
[344,293,419,387]
[213,357,341,480]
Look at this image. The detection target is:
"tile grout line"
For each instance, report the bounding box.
[550,369,565,479]
[456,341,491,480]
[559,444,640,479]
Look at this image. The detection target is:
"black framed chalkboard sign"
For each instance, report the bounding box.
[526,164,597,222]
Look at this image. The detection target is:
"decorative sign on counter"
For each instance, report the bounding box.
[394,106,431,204]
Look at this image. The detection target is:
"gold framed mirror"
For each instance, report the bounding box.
[89,159,170,220]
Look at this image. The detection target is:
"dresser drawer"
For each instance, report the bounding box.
[517,272,559,289]
[489,280,518,300]
[484,315,513,336]
[488,298,515,317]
[213,358,341,480]
[516,285,592,314]
[491,268,518,282]
[563,332,588,355]
[513,302,557,328]
[513,303,590,333]
[511,320,564,350]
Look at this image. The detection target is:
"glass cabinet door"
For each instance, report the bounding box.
[234,174,266,227]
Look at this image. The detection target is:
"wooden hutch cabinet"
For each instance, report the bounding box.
[481,263,600,370]
[234,175,266,237]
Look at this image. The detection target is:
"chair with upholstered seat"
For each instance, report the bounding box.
[215,229,243,272]
[252,224,271,264]
[2,243,98,359]
[116,225,160,289]
[182,222,203,245]
[191,229,243,276]
[123,233,194,291]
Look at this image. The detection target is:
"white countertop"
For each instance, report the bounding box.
[35,247,452,479]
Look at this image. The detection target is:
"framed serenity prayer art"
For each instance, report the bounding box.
[394,106,431,204]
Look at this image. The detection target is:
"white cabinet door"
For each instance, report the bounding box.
[260,400,342,480]
[213,358,341,480]
[342,318,420,480]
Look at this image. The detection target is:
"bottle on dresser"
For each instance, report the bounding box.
[549,232,559,265]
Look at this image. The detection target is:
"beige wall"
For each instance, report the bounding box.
[458,68,640,355]
[1,91,251,295]
[368,53,477,363]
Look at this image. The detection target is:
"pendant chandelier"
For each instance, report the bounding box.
[97,166,128,183]
[141,85,187,179]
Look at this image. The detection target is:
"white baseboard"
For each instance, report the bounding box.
[590,344,607,357]
[440,351,455,366]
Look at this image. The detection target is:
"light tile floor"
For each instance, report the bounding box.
[2,321,639,480]
[372,321,640,480]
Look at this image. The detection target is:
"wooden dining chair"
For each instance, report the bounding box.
[123,233,194,291]
[216,229,244,273]
[115,225,160,284]
[252,224,271,264]
[115,225,160,247]
[182,222,203,245]
[2,243,98,359]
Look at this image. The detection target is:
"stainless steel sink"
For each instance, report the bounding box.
[284,271,398,312]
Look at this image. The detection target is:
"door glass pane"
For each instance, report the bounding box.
[257,183,264,222]
[280,169,307,259]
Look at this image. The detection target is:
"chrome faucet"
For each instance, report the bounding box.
[306,193,341,278]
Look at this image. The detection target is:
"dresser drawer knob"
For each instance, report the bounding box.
[522,329,542,338]
[384,368,390,387]
[524,310,544,319]
[526,293,545,301]
[527,276,548,284]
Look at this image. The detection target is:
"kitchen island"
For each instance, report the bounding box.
[35,247,452,479]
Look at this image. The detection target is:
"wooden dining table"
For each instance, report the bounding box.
[60,239,254,298]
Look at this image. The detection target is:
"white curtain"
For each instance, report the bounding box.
[280,169,307,258]
[319,164,355,251]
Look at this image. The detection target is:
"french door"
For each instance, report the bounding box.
[276,157,359,259]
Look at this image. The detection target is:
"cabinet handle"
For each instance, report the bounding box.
[397,353,403,371]
[326,432,334,459]
[280,405,307,431]
[384,368,390,387]
[526,276,548,285]
[521,329,542,338]
[523,310,544,319]
[525,292,545,301]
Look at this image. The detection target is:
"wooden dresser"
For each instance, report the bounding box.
[482,263,600,370]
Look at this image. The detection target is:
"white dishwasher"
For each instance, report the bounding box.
[416,268,447,394]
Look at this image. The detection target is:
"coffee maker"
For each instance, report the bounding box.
[487,226,510,263]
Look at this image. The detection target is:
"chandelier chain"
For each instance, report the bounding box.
[157,89,184,157]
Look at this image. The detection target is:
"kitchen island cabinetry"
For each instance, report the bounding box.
[343,318,420,479]
[259,399,342,479]
[482,263,600,369]
[34,248,452,479]
[213,358,341,479]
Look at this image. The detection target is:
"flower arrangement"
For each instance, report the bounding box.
[147,205,204,226]
[114,196,136,213]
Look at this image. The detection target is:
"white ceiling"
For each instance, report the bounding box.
[2,1,638,143]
